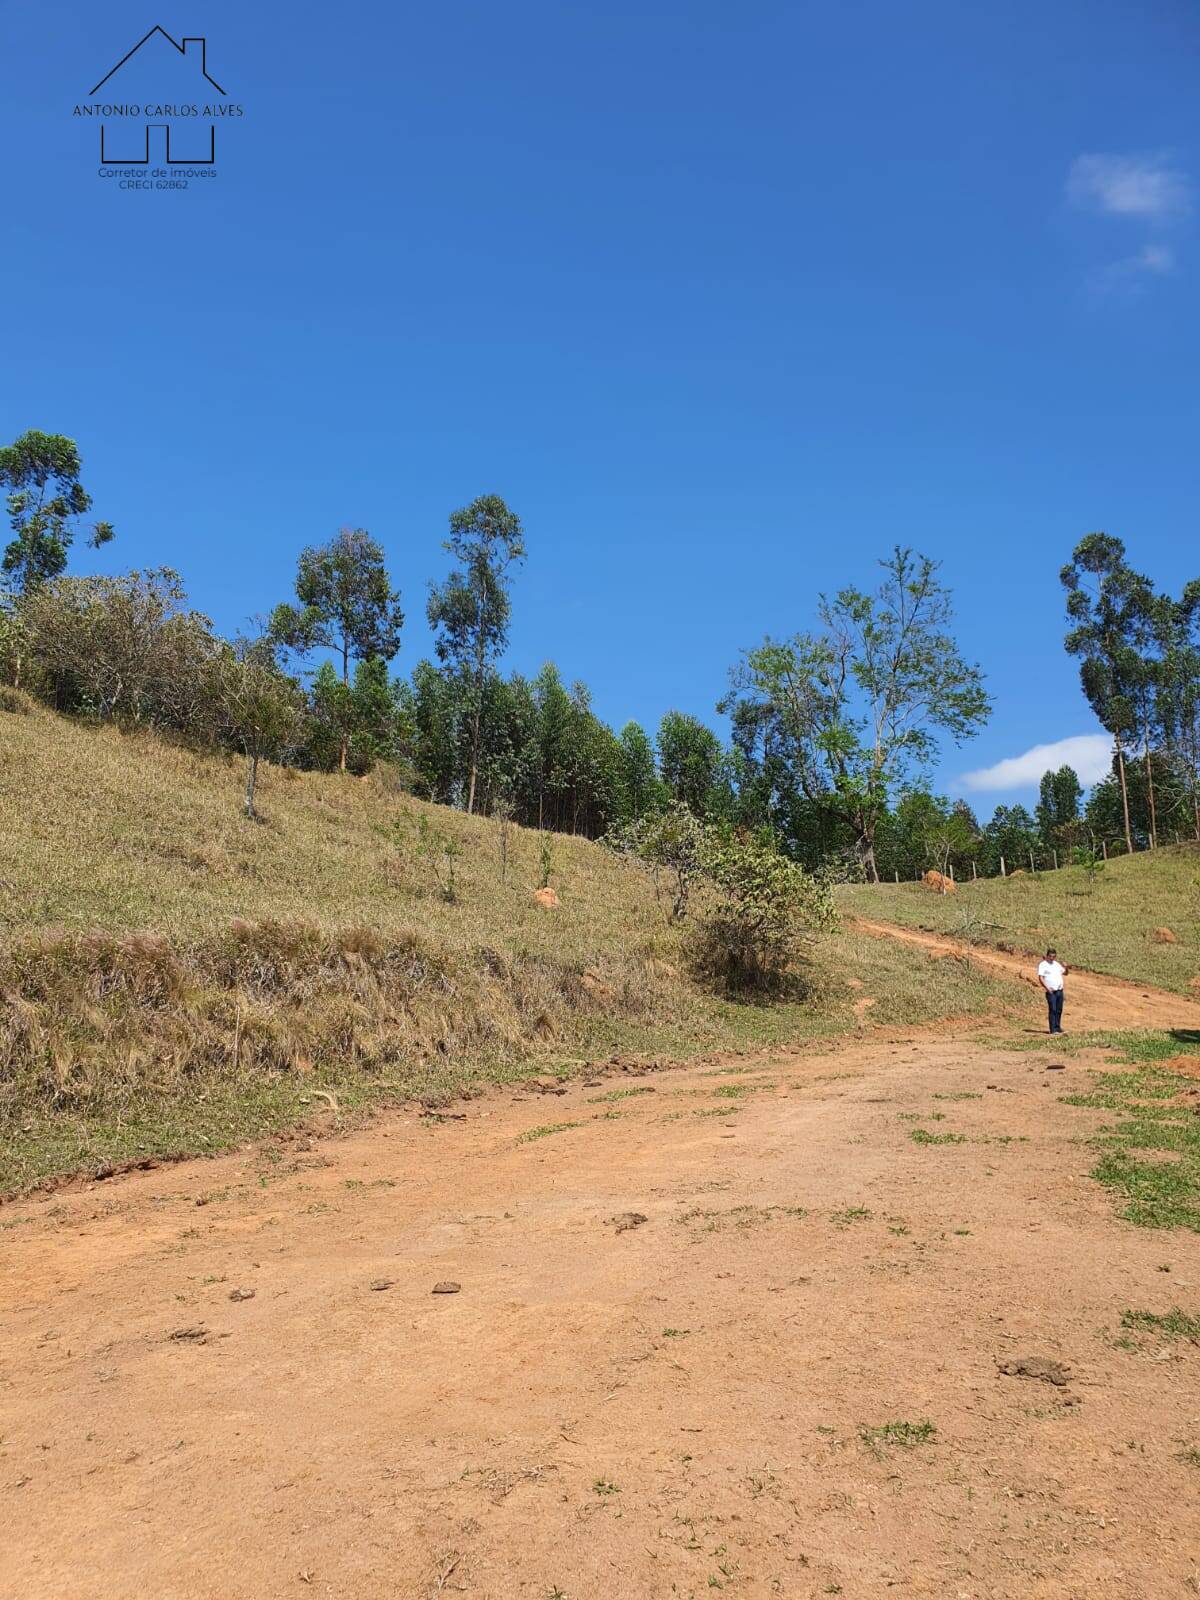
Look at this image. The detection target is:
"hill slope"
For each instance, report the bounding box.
[0,697,1014,1190]
[840,848,1200,995]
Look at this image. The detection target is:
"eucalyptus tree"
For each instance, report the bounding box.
[1061,534,1143,855]
[1036,765,1083,852]
[212,639,306,820]
[1159,579,1200,839]
[656,709,727,816]
[617,721,663,823]
[426,494,525,814]
[722,547,989,882]
[270,527,403,769]
[0,430,114,595]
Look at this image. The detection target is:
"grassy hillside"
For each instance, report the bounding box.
[0,696,1017,1192]
[840,848,1200,994]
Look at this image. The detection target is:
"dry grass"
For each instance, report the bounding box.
[0,700,1017,1191]
[840,848,1200,995]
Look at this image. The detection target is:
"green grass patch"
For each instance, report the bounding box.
[1120,1307,1200,1341]
[859,1419,936,1453]
[1026,1029,1200,1065]
[909,1128,966,1145]
[1058,1049,1200,1231]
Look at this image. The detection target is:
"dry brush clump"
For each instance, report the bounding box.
[0,918,682,1125]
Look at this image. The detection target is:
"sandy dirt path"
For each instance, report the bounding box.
[3,1010,1200,1599]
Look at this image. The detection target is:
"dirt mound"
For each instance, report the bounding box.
[1151,926,1178,944]
[532,886,560,909]
[922,870,956,894]
[1157,1054,1200,1082]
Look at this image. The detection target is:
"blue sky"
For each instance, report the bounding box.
[3,0,1198,810]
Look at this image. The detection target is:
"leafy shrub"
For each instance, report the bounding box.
[605,800,707,921]
[1071,842,1105,882]
[692,825,836,993]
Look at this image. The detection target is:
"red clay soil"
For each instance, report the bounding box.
[3,996,1200,1597]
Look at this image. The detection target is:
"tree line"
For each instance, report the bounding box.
[2,430,1198,870]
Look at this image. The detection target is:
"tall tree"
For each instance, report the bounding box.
[212,640,306,820]
[721,547,990,881]
[981,803,1039,875]
[617,721,662,823]
[1036,764,1083,852]
[1061,533,1144,855]
[270,527,403,769]
[0,431,114,596]
[656,710,728,816]
[1160,579,1200,839]
[426,494,525,814]
[1124,576,1170,849]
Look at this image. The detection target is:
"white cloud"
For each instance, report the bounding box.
[960,734,1113,794]
[1138,243,1176,272]
[1091,242,1176,297]
[1068,154,1191,220]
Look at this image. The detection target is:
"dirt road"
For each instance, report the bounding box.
[854,916,1200,1032]
[4,981,1200,1599]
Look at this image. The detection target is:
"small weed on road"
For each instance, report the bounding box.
[830,1206,872,1227]
[860,1419,937,1454]
[518,1123,583,1144]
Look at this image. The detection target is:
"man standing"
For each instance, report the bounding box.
[1037,947,1067,1035]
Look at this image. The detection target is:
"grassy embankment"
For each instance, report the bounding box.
[0,695,1017,1192]
[840,848,1200,995]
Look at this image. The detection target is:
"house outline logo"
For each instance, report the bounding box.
[80,25,236,168]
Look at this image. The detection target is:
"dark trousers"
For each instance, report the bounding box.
[1046,988,1064,1034]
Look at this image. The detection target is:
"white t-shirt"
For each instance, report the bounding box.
[1038,960,1065,991]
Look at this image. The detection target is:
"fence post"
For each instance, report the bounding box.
[1029,850,1036,874]
[971,860,977,882]
[1000,855,1006,877]
[1102,839,1108,861]
[1052,848,1058,871]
